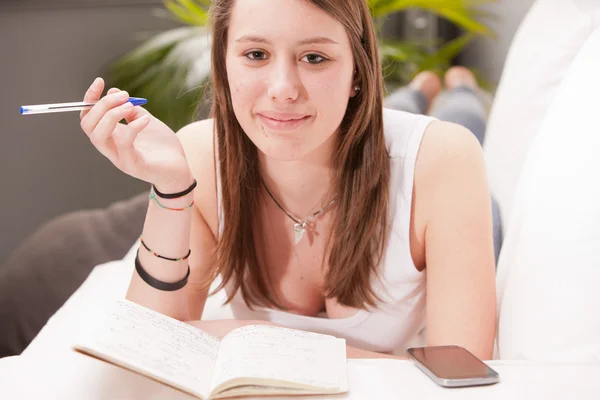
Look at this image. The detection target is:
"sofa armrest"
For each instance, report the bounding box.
[0,191,149,357]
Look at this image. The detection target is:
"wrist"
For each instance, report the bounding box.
[153,171,195,196]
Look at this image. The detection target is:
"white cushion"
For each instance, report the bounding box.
[495,25,600,362]
[483,0,600,231]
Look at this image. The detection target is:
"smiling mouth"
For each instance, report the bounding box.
[257,114,311,131]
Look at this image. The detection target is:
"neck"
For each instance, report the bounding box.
[259,133,338,218]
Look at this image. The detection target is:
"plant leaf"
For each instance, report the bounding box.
[109,26,212,130]
[163,0,204,26]
[371,0,496,35]
[174,0,210,25]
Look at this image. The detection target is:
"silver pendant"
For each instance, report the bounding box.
[294,222,306,245]
[293,216,314,245]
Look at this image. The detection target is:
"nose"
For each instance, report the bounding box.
[267,59,301,103]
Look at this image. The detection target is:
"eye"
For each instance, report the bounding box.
[301,53,329,65]
[244,50,268,61]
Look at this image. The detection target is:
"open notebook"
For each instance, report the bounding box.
[73,299,348,399]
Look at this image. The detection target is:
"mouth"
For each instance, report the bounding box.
[257,114,312,131]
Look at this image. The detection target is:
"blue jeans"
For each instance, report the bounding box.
[384,86,503,266]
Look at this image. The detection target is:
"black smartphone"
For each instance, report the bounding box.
[407,345,500,388]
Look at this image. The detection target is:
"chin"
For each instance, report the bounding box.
[257,141,311,162]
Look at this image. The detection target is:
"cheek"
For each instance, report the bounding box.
[229,77,250,103]
[227,61,257,107]
[309,69,351,107]
[309,74,352,125]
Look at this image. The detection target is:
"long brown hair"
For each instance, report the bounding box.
[204,0,389,310]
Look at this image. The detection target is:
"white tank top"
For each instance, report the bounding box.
[215,108,437,355]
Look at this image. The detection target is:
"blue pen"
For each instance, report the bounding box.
[20,97,147,115]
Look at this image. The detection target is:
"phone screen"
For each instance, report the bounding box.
[408,346,497,380]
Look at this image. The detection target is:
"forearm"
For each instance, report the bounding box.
[346,345,406,360]
[187,319,407,360]
[126,172,195,321]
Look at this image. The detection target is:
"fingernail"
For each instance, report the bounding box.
[118,91,129,99]
[92,77,101,89]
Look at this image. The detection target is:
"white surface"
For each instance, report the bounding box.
[494,25,600,363]
[483,0,600,230]
[1,353,599,399]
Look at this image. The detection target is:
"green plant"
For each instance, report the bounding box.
[109,0,496,131]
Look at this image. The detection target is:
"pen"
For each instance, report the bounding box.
[20,97,148,115]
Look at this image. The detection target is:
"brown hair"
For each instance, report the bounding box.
[204,0,389,310]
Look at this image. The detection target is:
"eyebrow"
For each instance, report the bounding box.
[235,35,339,46]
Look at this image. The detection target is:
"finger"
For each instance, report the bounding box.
[80,77,105,120]
[89,101,135,161]
[105,87,148,124]
[80,90,129,137]
[114,114,150,172]
[123,104,150,124]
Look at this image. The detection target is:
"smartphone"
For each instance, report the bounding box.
[407,345,499,388]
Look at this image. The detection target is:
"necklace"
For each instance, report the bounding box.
[261,180,336,245]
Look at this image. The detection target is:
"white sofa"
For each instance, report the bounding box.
[484,0,600,361]
[19,0,600,363]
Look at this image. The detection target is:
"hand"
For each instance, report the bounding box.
[80,78,192,190]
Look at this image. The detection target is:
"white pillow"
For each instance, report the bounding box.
[483,0,600,231]
[495,25,600,362]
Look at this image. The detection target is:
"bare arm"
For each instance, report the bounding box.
[126,119,218,321]
[415,121,497,360]
[78,78,218,322]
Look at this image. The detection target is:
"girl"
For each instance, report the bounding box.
[79,0,496,360]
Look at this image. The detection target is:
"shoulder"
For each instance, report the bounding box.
[176,118,215,157]
[416,119,485,182]
[176,118,215,184]
[414,119,489,223]
[176,118,219,236]
[382,107,435,157]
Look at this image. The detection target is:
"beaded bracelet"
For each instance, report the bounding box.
[149,188,194,211]
[139,235,191,261]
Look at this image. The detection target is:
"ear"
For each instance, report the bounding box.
[350,69,360,97]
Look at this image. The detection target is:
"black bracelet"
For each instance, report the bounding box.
[152,179,197,199]
[135,250,190,291]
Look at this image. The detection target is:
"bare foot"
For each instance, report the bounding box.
[409,71,442,108]
[444,66,478,90]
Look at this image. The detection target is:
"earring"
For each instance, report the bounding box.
[354,85,360,91]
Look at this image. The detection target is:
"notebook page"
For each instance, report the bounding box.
[210,325,346,394]
[75,299,219,398]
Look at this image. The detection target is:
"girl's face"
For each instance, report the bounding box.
[226,0,357,162]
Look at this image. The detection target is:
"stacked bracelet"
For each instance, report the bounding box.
[149,179,197,211]
[149,189,194,211]
[152,179,197,199]
[137,180,197,291]
[135,250,189,291]
[139,235,191,261]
